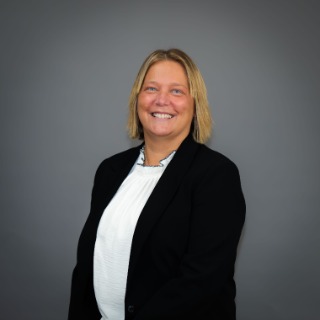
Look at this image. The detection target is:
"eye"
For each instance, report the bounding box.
[171,89,183,95]
[145,87,157,92]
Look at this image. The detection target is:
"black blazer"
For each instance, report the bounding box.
[68,135,246,320]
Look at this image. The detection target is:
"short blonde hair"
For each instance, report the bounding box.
[127,48,212,143]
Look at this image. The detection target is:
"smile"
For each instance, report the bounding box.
[151,113,174,119]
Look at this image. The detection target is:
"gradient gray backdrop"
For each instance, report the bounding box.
[1,1,319,319]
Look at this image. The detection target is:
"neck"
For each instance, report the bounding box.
[143,135,187,166]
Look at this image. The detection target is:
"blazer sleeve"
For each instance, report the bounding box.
[133,160,246,320]
[68,161,107,320]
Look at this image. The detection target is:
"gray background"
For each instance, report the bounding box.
[1,0,319,319]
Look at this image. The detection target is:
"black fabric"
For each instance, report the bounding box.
[68,135,246,320]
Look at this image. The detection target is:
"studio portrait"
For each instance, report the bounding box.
[0,1,319,320]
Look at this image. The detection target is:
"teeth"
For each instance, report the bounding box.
[152,113,173,119]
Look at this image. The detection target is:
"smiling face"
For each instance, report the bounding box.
[137,60,195,147]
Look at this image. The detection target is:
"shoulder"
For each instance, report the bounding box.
[197,144,235,165]
[101,145,141,165]
[95,144,142,178]
[190,143,246,215]
[178,142,244,201]
[193,143,240,176]
[172,136,241,183]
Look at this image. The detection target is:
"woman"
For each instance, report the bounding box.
[68,48,246,320]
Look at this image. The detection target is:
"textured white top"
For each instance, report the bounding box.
[93,148,175,320]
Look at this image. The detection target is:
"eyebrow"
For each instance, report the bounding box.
[144,80,188,89]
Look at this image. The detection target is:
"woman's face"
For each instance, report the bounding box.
[137,60,194,145]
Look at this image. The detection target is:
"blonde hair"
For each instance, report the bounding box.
[127,48,212,143]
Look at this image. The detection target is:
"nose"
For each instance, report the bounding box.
[155,91,170,106]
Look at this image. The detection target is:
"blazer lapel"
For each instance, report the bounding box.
[127,135,200,284]
[98,146,141,217]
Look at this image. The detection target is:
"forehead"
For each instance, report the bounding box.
[144,60,188,84]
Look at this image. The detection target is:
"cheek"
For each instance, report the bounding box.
[177,100,194,116]
[138,93,154,108]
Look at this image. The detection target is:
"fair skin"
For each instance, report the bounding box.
[137,60,195,165]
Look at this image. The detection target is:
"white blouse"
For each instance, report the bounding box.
[93,148,175,320]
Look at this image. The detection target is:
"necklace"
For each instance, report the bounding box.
[138,146,176,167]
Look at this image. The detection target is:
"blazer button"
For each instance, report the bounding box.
[128,305,135,313]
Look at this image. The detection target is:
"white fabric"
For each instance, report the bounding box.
[93,149,175,320]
